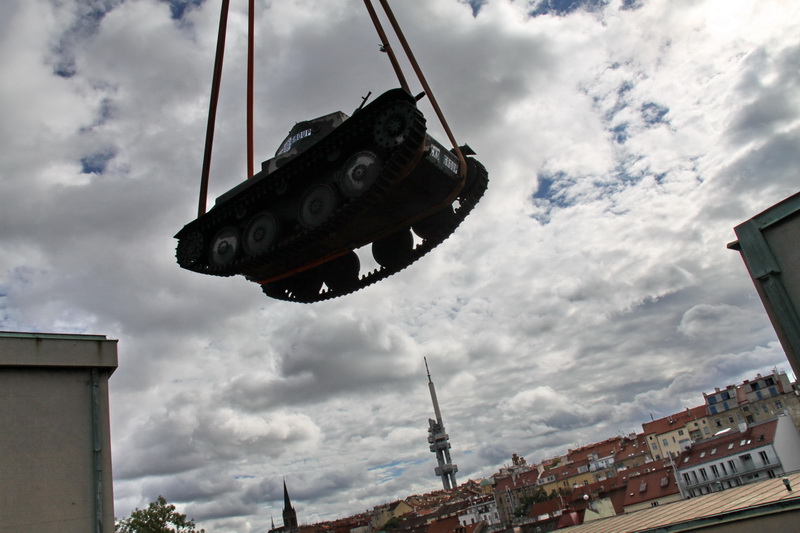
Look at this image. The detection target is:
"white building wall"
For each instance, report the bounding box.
[771,414,800,471]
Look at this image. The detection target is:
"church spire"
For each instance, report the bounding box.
[282,480,298,532]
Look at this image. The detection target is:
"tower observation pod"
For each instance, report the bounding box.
[425,357,458,490]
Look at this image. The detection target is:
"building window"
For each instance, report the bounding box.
[678,430,684,436]
[708,396,718,404]
[759,451,769,465]
[711,465,719,478]
[722,391,730,400]
[765,377,775,386]
[728,460,737,473]
[651,443,658,451]
[651,501,660,507]
[751,382,760,391]
[700,468,708,481]
[704,427,710,434]
[663,438,669,446]
[710,405,718,415]
[715,419,722,428]
[720,463,727,475]
[728,416,735,423]
[762,405,770,414]
[776,400,783,409]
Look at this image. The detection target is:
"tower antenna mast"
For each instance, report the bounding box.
[424,357,458,490]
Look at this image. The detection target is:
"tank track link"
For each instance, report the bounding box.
[261,157,489,303]
[175,90,427,280]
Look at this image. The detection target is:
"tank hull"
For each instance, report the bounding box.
[175,88,488,302]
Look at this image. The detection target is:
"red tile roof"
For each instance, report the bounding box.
[621,466,680,508]
[493,468,539,491]
[641,405,708,436]
[676,418,778,469]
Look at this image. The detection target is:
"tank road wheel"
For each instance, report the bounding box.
[177,231,204,268]
[208,226,241,268]
[298,183,341,229]
[244,211,279,257]
[372,228,414,270]
[373,103,416,149]
[339,151,382,198]
[412,205,457,242]
[209,226,241,268]
[322,252,360,292]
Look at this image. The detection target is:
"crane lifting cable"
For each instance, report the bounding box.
[176,0,489,303]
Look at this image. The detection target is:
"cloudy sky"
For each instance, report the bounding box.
[2,0,799,529]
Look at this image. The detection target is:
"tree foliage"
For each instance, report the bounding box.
[513,486,555,517]
[115,496,204,533]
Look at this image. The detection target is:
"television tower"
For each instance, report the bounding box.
[425,357,458,490]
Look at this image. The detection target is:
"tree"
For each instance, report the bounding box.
[115,496,205,533]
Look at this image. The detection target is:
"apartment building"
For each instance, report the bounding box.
[704,370,800,433]
[491,467,540,526]
[456,495,500,528]
[642,405,710,459]
[676,415,800,498]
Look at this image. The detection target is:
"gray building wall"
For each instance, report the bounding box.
[0,332,117,533]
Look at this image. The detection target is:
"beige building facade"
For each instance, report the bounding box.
[0,332,117,533]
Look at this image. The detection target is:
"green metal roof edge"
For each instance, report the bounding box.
[0,331,109,341]
[741,191,800,231]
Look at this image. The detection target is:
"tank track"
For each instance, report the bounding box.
[261,157,489,303]
[175,90,427,279]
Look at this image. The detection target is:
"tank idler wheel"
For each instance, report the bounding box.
[285,267,324,300]
[412,205,457,242]
[177,231,205,267]
[298,183,341,229]
[244,211,280,257]
[339,151,382,198]
[372,228,414,270]
[373,103,415,149]
[209,226,241,268]
[322,252,361,292]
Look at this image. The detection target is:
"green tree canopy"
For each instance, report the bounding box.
[115,495,204,533]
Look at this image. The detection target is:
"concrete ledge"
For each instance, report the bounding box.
[0,332,118,371]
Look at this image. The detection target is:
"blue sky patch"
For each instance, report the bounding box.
[641,102,670,125]
[612,122,629,144]
[529,0,609,17]
[160,0,206,20]
[533,172,574,210]
[80,149,116,174]
[51,2,122,78]
[459,0,487,16]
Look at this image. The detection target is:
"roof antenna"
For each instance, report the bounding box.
[356,91,372,113]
